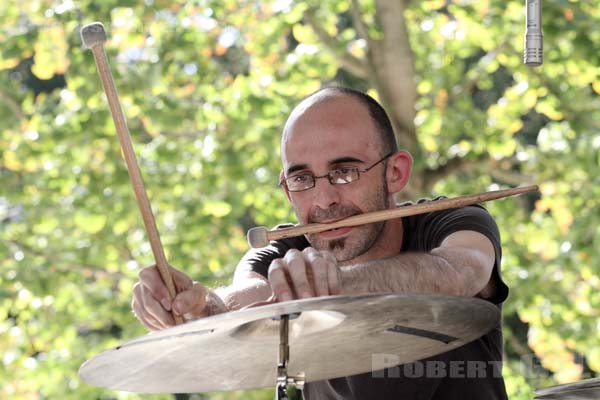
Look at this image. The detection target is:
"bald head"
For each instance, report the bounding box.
[282,87,398,157]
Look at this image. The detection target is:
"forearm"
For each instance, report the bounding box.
[212,276,272,312]
[340,247,492,298]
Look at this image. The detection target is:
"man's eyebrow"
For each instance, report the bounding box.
[330,156,364,165]
[286,164,308,175]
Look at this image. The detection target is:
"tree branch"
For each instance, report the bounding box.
[422,154,489,190]
[490,168,535,187]
[448,43,509,103]
[535,70,600,117]
[304,8,369,79]
[505,328,533,358]
[0,87,25,120]
[422,155,533,192]
[369,0,418,153]
[350,0,370,44]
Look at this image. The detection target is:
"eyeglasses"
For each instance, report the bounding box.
[281,152,394,192]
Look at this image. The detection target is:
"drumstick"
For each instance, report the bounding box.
[80,22,182,325]
[247,185,538,248]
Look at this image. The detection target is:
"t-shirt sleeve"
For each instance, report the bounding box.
[235,224,310,280]
[403,203,509,305]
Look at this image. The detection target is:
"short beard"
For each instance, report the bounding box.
[324,219,387,262]
[306,178,390,262]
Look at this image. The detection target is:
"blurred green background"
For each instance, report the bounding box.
[1,0,599,398]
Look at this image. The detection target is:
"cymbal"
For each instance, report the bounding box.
[79,293,499,393]
[536,378,600,399]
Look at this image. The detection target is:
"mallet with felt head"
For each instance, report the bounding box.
[81,22,182,324]
[247,185,539,248]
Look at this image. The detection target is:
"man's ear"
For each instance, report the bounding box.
[279,170,292,202]
[386,150,413,193]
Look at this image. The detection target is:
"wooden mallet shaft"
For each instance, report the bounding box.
[247,185,538,248]
[80,22,182,325]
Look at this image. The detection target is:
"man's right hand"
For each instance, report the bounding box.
[268,247,341,301]
[132,265,219,331]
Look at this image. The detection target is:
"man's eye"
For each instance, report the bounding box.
[331,167,353,176]
[290,175,311,183]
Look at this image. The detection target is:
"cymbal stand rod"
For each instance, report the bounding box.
[276,314,290,400]
[275,314,305,400]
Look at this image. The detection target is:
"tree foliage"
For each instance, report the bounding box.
[1,0,599,399]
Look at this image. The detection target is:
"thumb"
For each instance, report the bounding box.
[172,282,207,317]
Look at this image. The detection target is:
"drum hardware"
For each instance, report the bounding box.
[275,313,304,400]
[536,377,600,399]
[79,294,500,395]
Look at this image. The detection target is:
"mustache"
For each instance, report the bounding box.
[307,204,362,224]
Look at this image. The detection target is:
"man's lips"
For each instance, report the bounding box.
[308,212,361,238]
[317,226,353,238]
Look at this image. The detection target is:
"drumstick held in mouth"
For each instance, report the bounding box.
[247,185,538,248]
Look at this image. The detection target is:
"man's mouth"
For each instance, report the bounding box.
[324,226,346,232]
[308,208,362,238]
[310,213,359,226]
[318,226,353,238]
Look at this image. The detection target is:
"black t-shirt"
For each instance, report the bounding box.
[239,200,509,399]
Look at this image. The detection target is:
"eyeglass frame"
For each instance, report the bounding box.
[280,152,395,192]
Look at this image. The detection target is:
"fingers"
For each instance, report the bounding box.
[138,265,193,311]
[303,248,330,297]
[322,251,341,295]
[174,282,207,320]
[133,265,207,330]
[285,249,314,299]
[267,248,339,302]
[132,282,173,330]
[132,284,157,330]
[171,268,196,295]
[268,258,293,302]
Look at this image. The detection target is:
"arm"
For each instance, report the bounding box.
[268,230,497,302]
[221,271,273,309]
[340,230,496,298]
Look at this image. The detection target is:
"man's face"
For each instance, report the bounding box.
[280,95,392,262]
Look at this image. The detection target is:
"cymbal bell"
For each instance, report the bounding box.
[79,293,499,393]
[536,377,600,399]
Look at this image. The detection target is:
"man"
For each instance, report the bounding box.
[132,86,509,399]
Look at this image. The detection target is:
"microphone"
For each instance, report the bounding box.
[524,0,543,66]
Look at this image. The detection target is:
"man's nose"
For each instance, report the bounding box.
[310,177,341,210]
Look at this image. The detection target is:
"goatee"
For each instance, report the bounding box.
[328,238,346,252]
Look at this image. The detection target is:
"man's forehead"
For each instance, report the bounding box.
[280,91,381,167]
[282,134,378,173]
[282,95,370,142]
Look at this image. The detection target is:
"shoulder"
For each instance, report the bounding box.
[399,196,499,252]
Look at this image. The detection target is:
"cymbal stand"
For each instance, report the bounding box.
[275,313,305,400]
